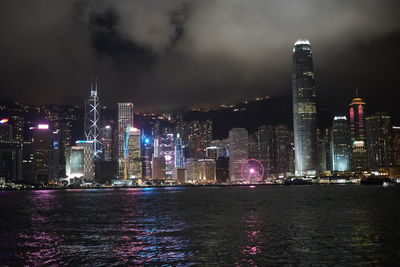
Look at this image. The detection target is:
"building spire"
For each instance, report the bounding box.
[85,77,101,160]
[355,86,358,98]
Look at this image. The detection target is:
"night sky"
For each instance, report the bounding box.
[1,0,400,119]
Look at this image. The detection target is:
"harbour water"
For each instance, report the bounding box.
[1,185,399,265]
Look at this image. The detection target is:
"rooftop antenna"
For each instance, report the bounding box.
[355,86,359,98]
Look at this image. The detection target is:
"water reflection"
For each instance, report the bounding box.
[18,190,64,265]
[108,189,193,265]
[238,213,264,265]
[0,186,399,265]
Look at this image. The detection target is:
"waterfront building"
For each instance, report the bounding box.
[349,97,367,171]
[32,124,52,184]
[0,118,12,141]
[142,136,153,179]
[185,158,199,183]
[292,39,317,176]
[366,113,393,169]
[50,130,60,180]
[127,127,142,178]
[274,125,294,177]
[117,103,134,177]
[174,133,184,168]
[152,138,166,180]
[393,126,400,166]
[65,146,84,178]
[331,116,351,172]
[198,159,216,184]
[257,125,275,177]
[22,141,34,183]
[159,133,174,179]
[152,155,166,180]
[99,124,113,161]
[229,128,248,182]
[75,140,94,181]
[173,168,187,184]
[52,119,72,178]
[0,140,22,182]
[216,157,229,182]
[316,129,329,174]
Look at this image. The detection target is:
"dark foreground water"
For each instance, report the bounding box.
[1,186,399,266]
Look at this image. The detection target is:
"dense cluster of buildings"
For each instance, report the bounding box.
[1,39,400,187]
[291,39,400,178]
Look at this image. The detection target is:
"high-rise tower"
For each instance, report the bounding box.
[229,128,248,182]
[174,133,184,168]
[349,96,367,171]
[292,39,317,176]
[84,78,101,160]
[331,116,351,172]
[117,103,134,178]
[366,112,393,169]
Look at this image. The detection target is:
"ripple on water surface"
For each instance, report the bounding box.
[0,186,400,265]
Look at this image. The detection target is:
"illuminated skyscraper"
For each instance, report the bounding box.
[349,97,367,171]
[117,103,134,177]
[99,124,112,161]
[366,113,393,169]
[229,128,248,182]
[142,136,153,179]
[32,124,52,184]
[127,127,142,178]
[152,138,166,180]
[159,133,174,178]
[65,146,84,178]
[292,39,317,176]
[84,78,101,160]
[331,116,350,172]
[174,133,184,168]
[197,159,216,184]
[183,120,213,158]
[75,140,94,180]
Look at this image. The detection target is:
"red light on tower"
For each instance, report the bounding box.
[349,107,354,121]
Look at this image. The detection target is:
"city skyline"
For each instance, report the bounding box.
[2,3,400,266]
[0,1,400,116]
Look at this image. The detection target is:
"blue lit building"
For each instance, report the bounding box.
[174,133,184,168]
[142,135,153,179]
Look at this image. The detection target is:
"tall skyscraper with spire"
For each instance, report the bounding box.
[292,39,317,176]
[349,95,367,171]
[84,78,101,160]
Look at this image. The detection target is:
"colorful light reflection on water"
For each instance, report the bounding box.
[0,186,399,265]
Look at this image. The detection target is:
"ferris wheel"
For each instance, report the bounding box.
[241,158,265,183]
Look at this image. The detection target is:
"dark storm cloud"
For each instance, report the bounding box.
[0,0,399,111]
